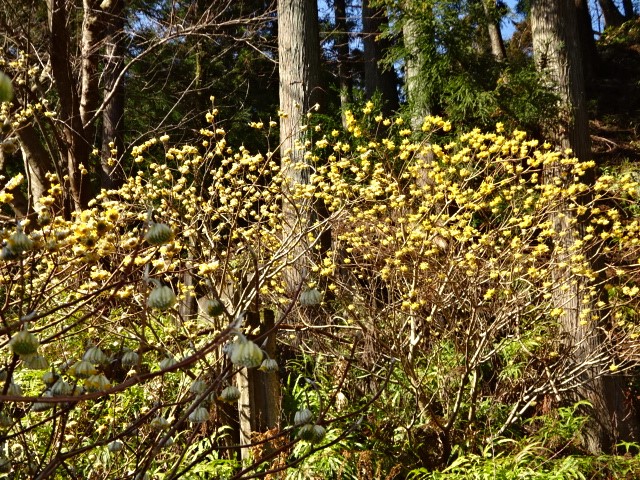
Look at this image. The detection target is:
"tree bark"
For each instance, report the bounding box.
[482,0,507,61]
[333,0,351,128]
[531,0,631,454]
[597,0,626,27]
[362,0,399,115]
[575,0,599,84]
[403,0,431,130]
[100,0,126,189]
[278,0,322,292]
[622,0,635,19]
[48,0,94,210]
[17,125,57,208]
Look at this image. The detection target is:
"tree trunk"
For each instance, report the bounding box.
[100,0,125,189]
[531,0,630,454]
[622,0,635,19]
[17,125,57,208]
[278,0,322,292]
[597,0,626,27]
[575,0,599,84]
[333,0,351,129]
[482,0,506,61]
[362,0,399,115]
[48,0,94,210]
[403,0,431,130]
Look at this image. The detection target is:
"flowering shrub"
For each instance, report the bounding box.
[0,100,639,477]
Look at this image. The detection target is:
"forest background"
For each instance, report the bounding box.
[2,0,640,478]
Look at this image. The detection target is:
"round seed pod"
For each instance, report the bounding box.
[219,385,241,403]
[69,360,97,379]
[7,382,21,396]
[147,285,176,311]
[259,358,278,372]
[188,406,209,424]
[0,72,13,103]
[83,346,108,365]
[159,356,176,370]
[189,379,207,395]
[144,223,173,246]
[42,371,59,387]
[107,440,123,453]
[298,424,326,443]
[10,329,40,357]
[229,338,263,369]
[0,247,17,260]
[84,374,111,392]
[7,231,33,254]
[51,379,73,396]
[299,288,322,306]
[121,350,139,369]
[293,408,313,426]
[23,354,49,370]
[203,298,224,317]
[150,416,169,430]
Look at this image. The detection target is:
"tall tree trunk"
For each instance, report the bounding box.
[622,0,635,19]
[333,0,351,128]
[362,0,399,115]
[403,0,432,130]
[575,0,599,84]
[278,0,322,292]
[597,0,626,27]
[531,0,630,454]
[48,0,94,210]
[100,0,125,189]
[482,0,506,61]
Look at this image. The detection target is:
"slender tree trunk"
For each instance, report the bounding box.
[333,0,351,129]
[362,0,399,115]
[531,0,631,454]
[16,125,57,208]
[80,0,102,139]
[101,0,125,189]
[482,0,506,61]
[622,0,635,18]
[597,0,626,27]
[48,0,94,210]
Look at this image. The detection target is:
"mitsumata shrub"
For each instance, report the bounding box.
[0,102,639,477]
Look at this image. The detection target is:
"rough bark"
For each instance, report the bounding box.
[47,0,94,210]
[278,0,322,291]
[531,0,631,453]
[482,0,506,61]
[333,0,351,128]
[362,0,399,115]
[17,125,57,207]
[100,0,126,189]
[575,0,599,84]
[80,0,103,139]
[403,0,431,130]
[597,0,626,27]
